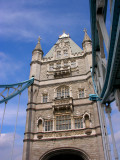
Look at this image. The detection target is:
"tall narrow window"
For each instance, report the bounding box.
[45,120,53,131]
[49,64,54,71]
[64,50,68,57]
[85,115,90,128]
[57,51,61,59]
[64,61,68,67]
[71,60,76,68]
[56,62,61,68]
[56,115,71,130]
[65,87,69,97]
[57,86,69,98]
[79,89,84,98]
[75,118,83,129]
[57,88,61,98]
[38,119,43,132]
[43,94,48,103]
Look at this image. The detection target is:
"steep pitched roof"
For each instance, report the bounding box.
[44,33,82,58]
[83,29,91,42]
[34,36,42,51]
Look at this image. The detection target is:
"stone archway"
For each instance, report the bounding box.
[40,147,90,160]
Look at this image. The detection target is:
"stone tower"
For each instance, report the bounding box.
[22,31,105,160]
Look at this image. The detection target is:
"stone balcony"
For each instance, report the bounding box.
[52,97,73,112]
[54,66,71,77]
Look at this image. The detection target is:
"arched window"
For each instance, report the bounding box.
[85,115,90,128]
[56,86,69,98]
[38,119,43,132]
[79,89,84,98]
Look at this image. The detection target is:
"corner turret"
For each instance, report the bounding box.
[82,29,92,52]
[30,37,43,80]
[32,36,43,61]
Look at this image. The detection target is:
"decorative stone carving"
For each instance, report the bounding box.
[37,128,93,139]
[85,129,92,135]
[52,97,73,113]
[54,66,71,78]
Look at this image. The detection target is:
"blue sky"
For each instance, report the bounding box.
[0,0,120,160]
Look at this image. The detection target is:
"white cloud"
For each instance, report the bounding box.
[0,133,23,160]
[0,1,90,41]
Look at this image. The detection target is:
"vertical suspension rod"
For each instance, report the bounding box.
[106,105,119,160]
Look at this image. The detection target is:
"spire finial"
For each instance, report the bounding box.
[38,36,41,43]
[83,28,87,33]
[34,36,42,51]
[63,30,65,33]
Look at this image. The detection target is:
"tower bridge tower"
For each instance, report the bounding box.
[22,31,106,160]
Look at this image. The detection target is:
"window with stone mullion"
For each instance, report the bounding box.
[79,89,84,98]
[57,89,61,98]
[45,120,53,131]
[56,115,71,130]
[64,50,68,57]
[57,87,69,98]
[49,64,54,71]
[65,88,69,98]
[61,88,65,97]
[75,118,83,129]
[71,60,76,68]
[57,51,61,59]
[64,61,68,66]
[43,94,48,103]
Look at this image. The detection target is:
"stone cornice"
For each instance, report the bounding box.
[30,71,91,85]
[23,133,102,142]
[26,107,52,111]
[30,60,42,66]
[32,71,92,87]
[24,125,101,135]
[39,73,91,87]
[41,51,92,64]
[32,48,43,54]
[26,100,95,111]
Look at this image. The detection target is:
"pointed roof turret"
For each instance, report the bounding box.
[82,29,92,52]
[34,36,42,51]
[83,29,91,42]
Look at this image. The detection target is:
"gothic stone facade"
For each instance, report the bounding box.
[22,32,105,160]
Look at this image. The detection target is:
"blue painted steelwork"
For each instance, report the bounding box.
[89,0,120,103]
[89,0,99,75]
[0,78,34,104]
[89,0,108,76]
[89,94,101,101]
[89,68,101,101]
[101,0,120,103]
